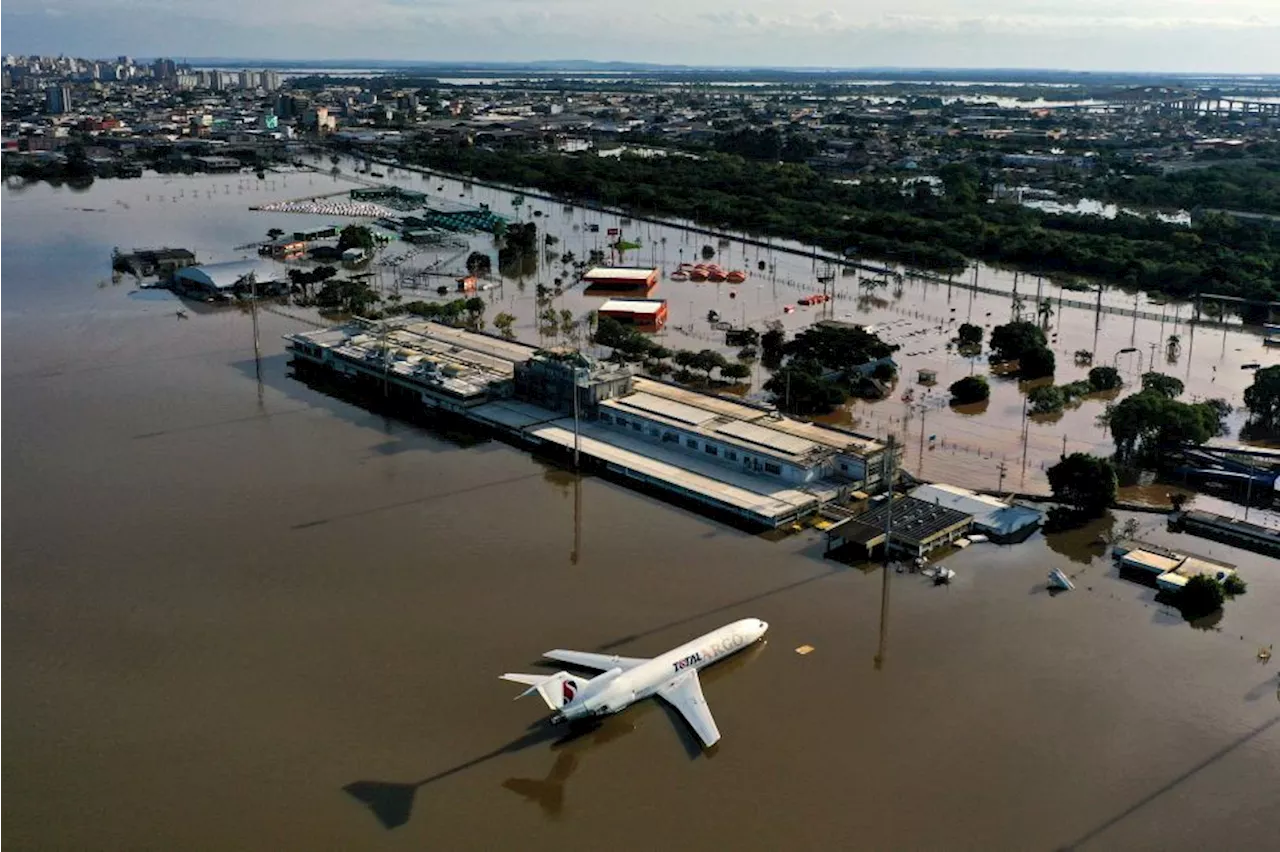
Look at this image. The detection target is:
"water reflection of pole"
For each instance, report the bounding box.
[570,473,582,566]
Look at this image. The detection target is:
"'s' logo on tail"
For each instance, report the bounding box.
[561,680,577,705]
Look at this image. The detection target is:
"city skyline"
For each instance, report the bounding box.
[4,0,1280,75]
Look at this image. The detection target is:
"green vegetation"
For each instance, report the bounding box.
[782,324,898,372]
[1089,162,1280,216]
[1047,453,1117,519]
[316,278,379,315]
[1018,345,1056,380]
[763,361,846,415]
[1140,372,1184,399]
[399,143,1280,304]
[760,328,786,366]
[949,375,990,405]
[402,296,485,330]
[492,311,516,339]
[466,251,493,277]
[720,362,752,382]
[756,324,898,413]
[989,321,1046,363]
[1107,390,1229,464]
[337,225,375,254]
[955,322,983,348]
[1087,366,1123,391]
[1028,385,1067,415]
[1243,365,1280,428]
[1222,574,1249,598]
[1178,574,1225,621]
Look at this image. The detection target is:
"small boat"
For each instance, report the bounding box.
[708,270,727,282]
[689,270,707,282]
[670,271,689,281]
[1048,569,1074,591]
[726,270,747,284]
[1242,362,1261,370]
[968,534,988,543]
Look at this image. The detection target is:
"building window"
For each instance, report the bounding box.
[839,462,848,472]
[725,450,738,461]
[663,431,679,443]
[685,438,698,449]
[615,417,627,428]
[704,444,718,456]
[647,426,660,437]
[764,462,782,475]
[631,421,642,432]
[599,412,612,424]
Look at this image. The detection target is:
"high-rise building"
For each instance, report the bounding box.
[44,85,72,115]
[262,70,281,92]
[239,69,259,90]
[152,58,177,80]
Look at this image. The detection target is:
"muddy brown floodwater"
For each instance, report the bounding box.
[4,174,1279,851]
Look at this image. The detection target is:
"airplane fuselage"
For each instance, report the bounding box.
[554,618,768,723]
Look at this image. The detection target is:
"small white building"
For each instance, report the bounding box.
[908,482,1042,542]
[172,259,279,297]
[342,247,368,265]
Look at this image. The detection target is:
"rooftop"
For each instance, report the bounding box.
[583,267,657,281]
[828,495,973,546]
[599,298,666,315]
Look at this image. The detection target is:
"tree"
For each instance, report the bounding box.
[464,296,485,330]
[737,346,758,363]
[692,349,728,379]
[761,328,786,366]
[1107,391,1219,464]
[672,350,698,370]
[700,244,715,260]
[1028,384,1066,415]
[337,225,375,254]
[721,363,751,382]
[1019,345,1056,379]
[1179,574,1225,621]
[949,375,990,405]
[989,321,1046,363]
[493,311,517,340]
[1243,365,1280,427]
[781,324,898,373]
[956,322,983,347]
[1141,372,1184,399]
[267,228,285,241]
[1047,453,1116,517]
[1087,366,1123,391]
[764,364,845,415]
[466,251,492,276]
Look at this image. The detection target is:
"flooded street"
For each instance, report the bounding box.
[4,173,1279,851]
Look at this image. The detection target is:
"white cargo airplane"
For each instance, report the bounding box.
[501,618,768,748]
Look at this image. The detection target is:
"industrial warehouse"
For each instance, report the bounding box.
[285,318,897,528]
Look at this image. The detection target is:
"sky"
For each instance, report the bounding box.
[4,0,1279,74]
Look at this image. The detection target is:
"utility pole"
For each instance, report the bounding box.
[572,365,582,470]
[874,433,896,672]
[1062,433,1068,459]
[997,458,1008,493]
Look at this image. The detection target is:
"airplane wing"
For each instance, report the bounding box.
[657,671,721,748]
[543,649,649,671]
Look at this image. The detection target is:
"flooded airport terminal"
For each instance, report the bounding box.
[4,162,1279,851]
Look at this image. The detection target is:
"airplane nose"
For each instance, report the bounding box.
[758,620,769,632]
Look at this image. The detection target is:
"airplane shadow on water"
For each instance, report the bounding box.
[343,642,765,830]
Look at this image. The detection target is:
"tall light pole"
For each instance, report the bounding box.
[572,364,585,470]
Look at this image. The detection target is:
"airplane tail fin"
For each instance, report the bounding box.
[500,671,583,711]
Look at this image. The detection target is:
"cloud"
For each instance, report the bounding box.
[2,0,1278,71]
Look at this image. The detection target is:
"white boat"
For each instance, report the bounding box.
[968,534,989,543]
[1048,568,1074,591]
